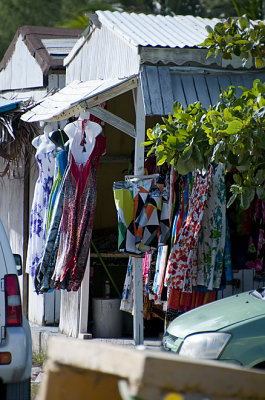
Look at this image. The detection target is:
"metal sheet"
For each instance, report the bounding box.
[96,11,220,49]
[21,75,138,123]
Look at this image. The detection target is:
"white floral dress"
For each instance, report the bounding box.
[26,136,56,277]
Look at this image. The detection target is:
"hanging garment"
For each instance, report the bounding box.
[52,134,106,291]
[195,164,226,290]
[152,245,168,297]
[113,178,153,255]
[164,166,213,293]
[113,180,134,253]
[120,257,134,313]
[26,136,56,277]
[246,195,265,273]
[34,151,70,293]
[135,177,170,250]
[45,149,68,235]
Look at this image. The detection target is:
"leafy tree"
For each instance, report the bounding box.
[199,15,265,68]
[143,79,265,210]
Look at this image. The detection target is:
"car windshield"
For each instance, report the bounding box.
[251,288,265,300]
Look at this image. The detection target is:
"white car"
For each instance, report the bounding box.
[0,219,32,399]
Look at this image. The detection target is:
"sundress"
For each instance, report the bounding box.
[195,164,226,290]
[34,150,69,293]
[164,166,213,292]
[52,134,106,291]
[45,149,68,235]
[26,136,56,277]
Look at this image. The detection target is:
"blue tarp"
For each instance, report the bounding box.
[0,98,20,113]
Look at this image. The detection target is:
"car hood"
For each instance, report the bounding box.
[167,290,265,338]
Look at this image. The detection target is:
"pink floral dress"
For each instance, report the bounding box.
[164,166,213,292]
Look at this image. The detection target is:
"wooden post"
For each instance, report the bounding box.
[133,78,146,345]
[78,251,91,339]
[22,149,30,318]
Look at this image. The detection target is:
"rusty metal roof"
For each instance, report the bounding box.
[96,11,220,48]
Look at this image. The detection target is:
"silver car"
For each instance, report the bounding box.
[0,219,32,399]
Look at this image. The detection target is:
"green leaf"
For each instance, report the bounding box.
[176,158,190,175]
[256,186,265,201]
[233,173,242,185]
[227,193,237,208]
[254,170,265,185]
[240,187,255,209]
[156,154,167,166]
[181,145,192,161]
[226,120,243,134]
[141,140,153,146]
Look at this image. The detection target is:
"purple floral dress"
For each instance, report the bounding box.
[26,136,56,277]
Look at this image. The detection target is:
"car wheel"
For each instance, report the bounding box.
[4,378,31,400]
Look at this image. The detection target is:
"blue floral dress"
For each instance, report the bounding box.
[26,136,56,277]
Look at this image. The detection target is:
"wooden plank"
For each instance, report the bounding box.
[242,269,254,291]
[205,75,220,106]
[22,149,30,318]
[88,106,136,138]
[217,75,232,92]
[232,270,243,295]
[230,74,244,97]
[79,253,90,336]
[140,66,152,116]
[59,290,80,338]
[180,75,197,105]
[193,75,211,109]
[171,74,187,108]
[222,284,233,298]
[145,66,163,115]
[157,67,174,115]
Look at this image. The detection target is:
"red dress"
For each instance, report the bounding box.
[52,134,106,291]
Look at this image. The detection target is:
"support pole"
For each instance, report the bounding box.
[133,78,146,345]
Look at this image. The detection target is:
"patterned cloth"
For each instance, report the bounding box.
[165,166,213,292]
[246,195,265,272]
[195,164,226,290]
[52,134,106,291]
[120,256,134,313]
[26,136,56,277]
[34,152,70,293]
[45,149,68,235]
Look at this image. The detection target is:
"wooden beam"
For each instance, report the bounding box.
[87,106,136,138]
[22,149,30,318]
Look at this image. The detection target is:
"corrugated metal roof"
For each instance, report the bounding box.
[21,75,137,122]
[96,11,220,48]
[141,66,265,115]
[0,26,82,76]
[41,38,80,59]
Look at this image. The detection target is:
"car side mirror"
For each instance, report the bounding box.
[13,254,22,276]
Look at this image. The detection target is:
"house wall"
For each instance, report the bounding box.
[0,34,43,91]
[66,25,140,83]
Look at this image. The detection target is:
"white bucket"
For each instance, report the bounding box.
[92,298,122,338]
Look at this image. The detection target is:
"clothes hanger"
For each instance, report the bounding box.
[49,129,68,150]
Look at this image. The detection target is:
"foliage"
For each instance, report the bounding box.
[199,14,265,68]
[143,79,265,209]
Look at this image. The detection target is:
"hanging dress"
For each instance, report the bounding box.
[34,149,69,293]
[26,136,56,278]
[195,163,226,290]
[164,166,213,293]
[52,134,106,291]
